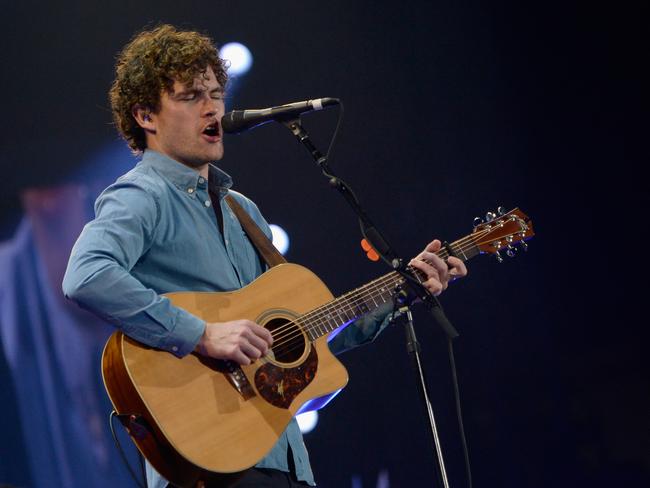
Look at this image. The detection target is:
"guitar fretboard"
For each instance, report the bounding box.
[301,237,480,341]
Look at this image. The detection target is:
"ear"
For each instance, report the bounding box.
[132,105,156,132]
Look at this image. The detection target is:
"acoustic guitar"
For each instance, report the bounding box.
[102,208,533,487]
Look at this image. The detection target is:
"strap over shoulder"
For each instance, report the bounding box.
[220,192,287,268]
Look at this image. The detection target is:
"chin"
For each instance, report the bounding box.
[185,150,223,167]
[179,158,206,169]
[209,148,224,162]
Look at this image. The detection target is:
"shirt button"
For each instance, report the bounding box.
[187,188,195,194]
[198,177,205,184]
[171,346,178,352]
[204,200,211,207]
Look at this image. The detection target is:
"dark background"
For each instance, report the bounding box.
[1,1,647,487]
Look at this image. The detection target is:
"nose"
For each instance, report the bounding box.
[203,97,223,118]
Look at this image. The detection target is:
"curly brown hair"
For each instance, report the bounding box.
[109,24,228,153]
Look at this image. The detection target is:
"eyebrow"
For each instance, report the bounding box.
[175,86,224,97]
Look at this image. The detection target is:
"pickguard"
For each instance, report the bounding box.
[254,346,318,409]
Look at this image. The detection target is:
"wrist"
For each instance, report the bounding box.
[193,322,208,354]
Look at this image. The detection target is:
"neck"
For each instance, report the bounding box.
[198,164,209,179]
[144,146,210,179]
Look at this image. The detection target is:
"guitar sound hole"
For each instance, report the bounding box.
[266,318,305,364]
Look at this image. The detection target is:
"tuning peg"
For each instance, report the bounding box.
[485,211,496,222]
[495,250,504,263]
[498,206,506,216]
[520,241,528,252]
[473,217,484,226]
[506,244,516,257]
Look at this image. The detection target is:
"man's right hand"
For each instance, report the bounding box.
[194,320,273,365]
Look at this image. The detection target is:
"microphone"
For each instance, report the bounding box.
[221,97,340,134]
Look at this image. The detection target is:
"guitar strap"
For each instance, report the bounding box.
[209,188,287,268]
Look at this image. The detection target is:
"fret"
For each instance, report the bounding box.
[347,296,362,316]
[339,307,352,324]
[445,238,479,262]
[449,242,468,261]
[314,323,322,340]
[458,244,479,261]
[377,286,386,303]
[315,320,325,337]
[328,306,342,329]
[355,300,370,316]
[334,309,347,326]
[339,307,351,324]
[306,323,317,342]
[324,313,337,331]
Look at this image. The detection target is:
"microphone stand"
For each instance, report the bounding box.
[404,308,451,488]
[280,116,455,488]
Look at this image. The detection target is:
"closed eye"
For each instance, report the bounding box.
[176,89,225,102]
[176,90,199,101]
[210,89,226,100]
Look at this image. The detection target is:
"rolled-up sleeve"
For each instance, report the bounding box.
[327,300,397,355]
[62,179,204,357]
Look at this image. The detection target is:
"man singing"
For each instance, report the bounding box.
[63,24,467,488]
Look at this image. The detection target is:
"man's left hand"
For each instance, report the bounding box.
[409,239,468,296]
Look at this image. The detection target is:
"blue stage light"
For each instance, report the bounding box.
[219,42,253,76]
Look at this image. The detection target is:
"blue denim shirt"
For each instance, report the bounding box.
[63,150,393,487]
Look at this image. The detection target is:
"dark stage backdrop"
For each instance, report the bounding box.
[1,1,647,487]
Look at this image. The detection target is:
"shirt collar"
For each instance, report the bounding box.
[140,149,233,194]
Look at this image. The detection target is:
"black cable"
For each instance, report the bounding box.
[109,411,147,488]
[324,100,344,163]
[318,102,406,272]
[139,447,147,486]
[447,338,473,488]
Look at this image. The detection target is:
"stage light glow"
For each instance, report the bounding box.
[270,224,290,255]
[219,42,253,76]
[296,411,319,434]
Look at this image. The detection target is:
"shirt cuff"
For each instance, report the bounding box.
[151,305,206,357]
[328,300,399,355]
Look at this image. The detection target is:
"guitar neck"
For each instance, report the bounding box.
[302,234,481,341]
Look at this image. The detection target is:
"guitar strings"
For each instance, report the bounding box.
[268,227,484,340]
[256,271,403,364]
[262,230,494,358]
[266,222,528,359]
[268,227,491,341]
[256,270,407,365]
[259,222,526,362]
[263,234,487,358]
[265,229,495,355]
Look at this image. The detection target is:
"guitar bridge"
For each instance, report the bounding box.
[195,355,256,400]
[224,360,256,400]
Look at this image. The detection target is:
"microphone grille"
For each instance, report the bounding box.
[220,111,241,134]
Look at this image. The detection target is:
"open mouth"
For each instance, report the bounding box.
[202,123,220,138]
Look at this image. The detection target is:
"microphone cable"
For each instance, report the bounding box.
[109,410,147,488]
[448,338,473,488]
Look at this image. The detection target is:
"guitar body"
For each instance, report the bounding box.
[102,263,349,487]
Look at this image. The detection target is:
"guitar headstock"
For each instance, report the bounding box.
[472,207,534,262]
